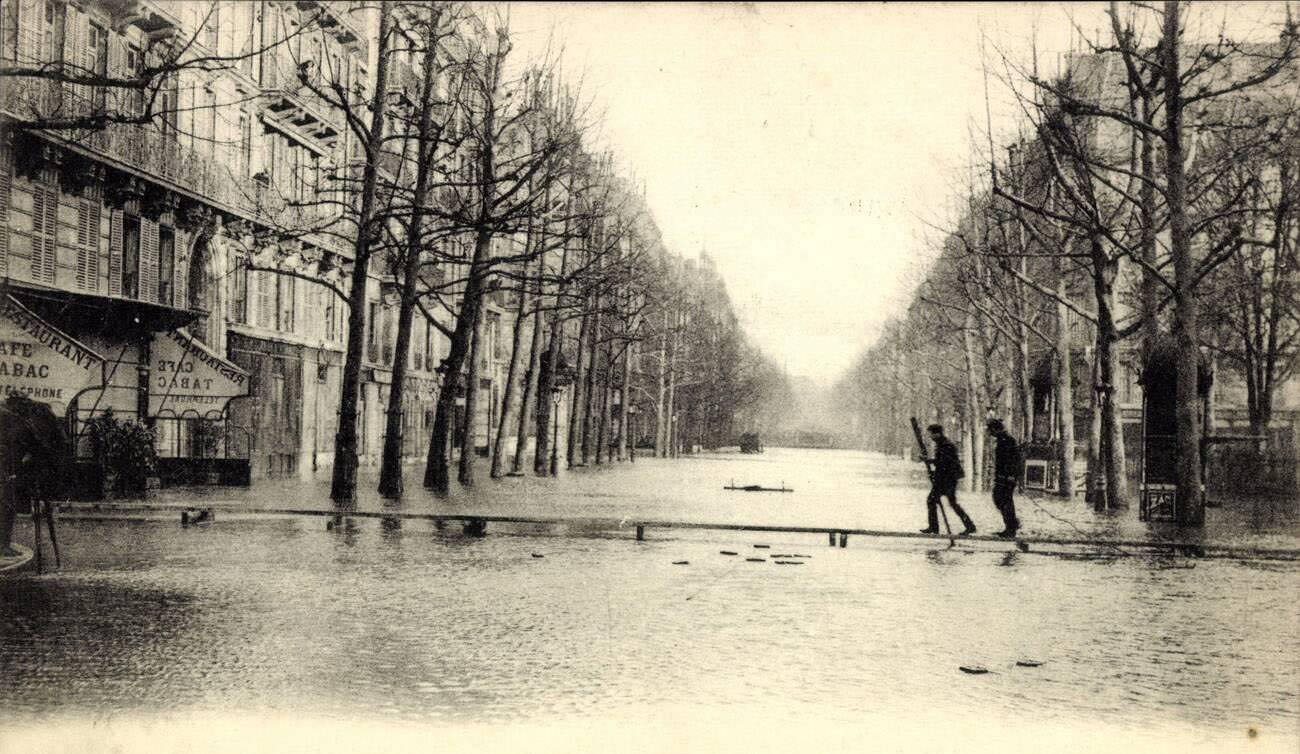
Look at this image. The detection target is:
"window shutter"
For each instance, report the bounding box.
[173,228,190,307]
[140,217,159,302]
[30,184,56,285]
[75,197,100,291]
[257,270,272,328]
[0,152,9,278]
[62,6,83,116]
[108,209,123,296]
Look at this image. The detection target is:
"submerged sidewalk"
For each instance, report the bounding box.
[52,451,1300,557]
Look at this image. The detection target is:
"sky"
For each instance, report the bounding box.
[501,2,1269,385]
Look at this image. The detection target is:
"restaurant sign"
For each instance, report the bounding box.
[149,328,250,416]
[0,294,106,414]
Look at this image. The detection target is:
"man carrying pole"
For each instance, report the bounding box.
[912,419,977,537]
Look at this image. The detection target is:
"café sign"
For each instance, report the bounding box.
[0,294,106,413]
[149,328,249,416]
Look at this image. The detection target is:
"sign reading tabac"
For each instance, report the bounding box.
[149,328,250,416]
[0,294,106,411]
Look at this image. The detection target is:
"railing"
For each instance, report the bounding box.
[3,77,254,214]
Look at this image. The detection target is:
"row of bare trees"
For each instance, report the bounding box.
[835,2,1300,524]
[1,1,796,502]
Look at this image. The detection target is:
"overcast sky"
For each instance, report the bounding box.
[503,2,1271,385]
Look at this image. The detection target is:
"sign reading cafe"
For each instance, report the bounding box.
[148,328,249,416]
[0,295,106,415]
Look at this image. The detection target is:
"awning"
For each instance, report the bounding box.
[0,294,108,416]
[149,328,250,417]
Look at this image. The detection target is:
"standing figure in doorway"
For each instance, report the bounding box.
[921,423,976,536]
[986,418,1022,538]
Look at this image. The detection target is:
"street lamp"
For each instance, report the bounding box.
[546,355,575,476]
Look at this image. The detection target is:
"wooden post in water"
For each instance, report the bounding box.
[828,531,836,546]
[636,525,645,541]
[839,532,848,548]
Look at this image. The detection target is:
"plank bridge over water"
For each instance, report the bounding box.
[47,502,1300,563]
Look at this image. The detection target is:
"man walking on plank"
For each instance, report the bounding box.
[921,423,977,536]
[986,418,1022,539]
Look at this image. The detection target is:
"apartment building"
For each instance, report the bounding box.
[0,0,510,493]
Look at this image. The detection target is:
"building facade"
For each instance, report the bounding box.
[0,0,524,493]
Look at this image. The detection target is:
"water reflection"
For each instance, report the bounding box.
[0,449,1295,748]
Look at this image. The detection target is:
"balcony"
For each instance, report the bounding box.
[101,0,183,40]
[262,89,342,151]
[295,0,368,57]
[3,78,253,217]
[261,57,344,151]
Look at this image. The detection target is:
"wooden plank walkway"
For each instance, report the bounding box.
[51,501,1300,562]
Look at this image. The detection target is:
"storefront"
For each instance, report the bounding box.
[149,327,251,486]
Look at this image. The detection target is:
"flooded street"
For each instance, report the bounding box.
[2,450,1298,753]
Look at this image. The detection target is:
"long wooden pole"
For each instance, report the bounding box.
[911,417,955,547]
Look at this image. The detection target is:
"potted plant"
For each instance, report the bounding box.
[86,410,159,498]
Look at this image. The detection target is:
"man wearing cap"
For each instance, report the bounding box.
[987,418,1022,538]
[921,423,977,536]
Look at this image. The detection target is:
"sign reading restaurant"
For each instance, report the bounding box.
[0,295,106,413]
[148,328,249,416]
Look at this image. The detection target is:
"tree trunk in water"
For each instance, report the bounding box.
[533,242,569,476]
[618,341,633,461]
[378,37,440,499]
[513,279,545,474]
[666,322,680,458]
[459,311,483,487]
[595,343,613,464]
[962,311,984,493]
[1056,271,1076,500]
[581,300,601,465]
[1090,239,1128,510]
[1086,350,1104,507]
[567,306,589,467]
[1163,0,1203,525]
[377,277,416,498]
[425,234,492,493]
[654,321,668,457]
[491,278,533,478]
[534,326,560,475]
[330,3,393,504]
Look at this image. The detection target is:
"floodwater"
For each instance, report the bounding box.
[1,449,1297,754]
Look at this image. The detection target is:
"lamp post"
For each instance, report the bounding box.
[550,387,562,476]
[547,359,574,476]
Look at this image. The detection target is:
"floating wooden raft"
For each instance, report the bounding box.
[723,481,794,493]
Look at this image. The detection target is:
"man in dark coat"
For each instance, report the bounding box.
[922,423,976,536]
[1,395,69,557]
[987,418,1022,538]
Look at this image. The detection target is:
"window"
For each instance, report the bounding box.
[228,253,248,324]
[276,274,294,332]
[425,323,435,372]
[367,302,379,361]
[202,2,219,50]
[412,318,423,370]
[381,306,393,366]
[158,226,174,305]
[41,1,57,62]
[323,282,337,342]
[122,215,140,299]
[1,1,17,60]
[89,22,107,111]
[238,111,252,179]
[256,270,273,328]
